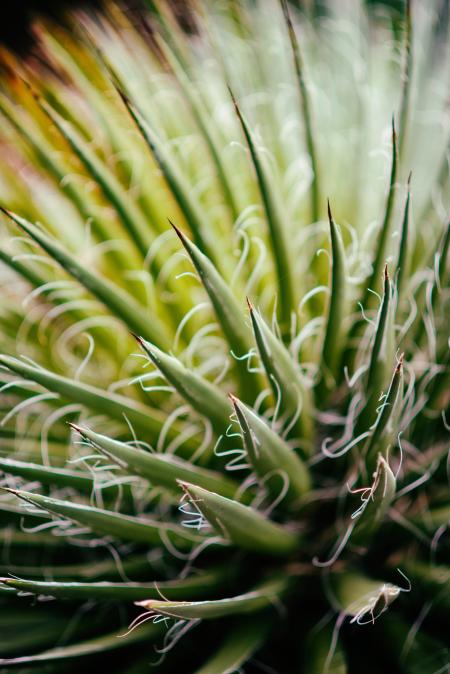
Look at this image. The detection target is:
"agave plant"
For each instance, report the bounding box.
[0,0,448,671]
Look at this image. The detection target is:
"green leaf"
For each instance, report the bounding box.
[316,454,396,565]
[0,553,153,580]
[380,614,450,674]
[71,424,239,499]
[280,0,320,223]
[0,566,227,601]
[415,221,450,348]
[0,456,95,493]
[400,560,450,610]
[332,571,402,622]
[367,266,395,394]
[0,623,161,667]
[344,121,399,367]
[247,299,313,446]
[396,173,411,299]
[351,454,396,545]
[116,89,220,269]
[136,575,288,619]
[0,355,188,449]
[0,611,66,659]
[320,202,347,386]
[0,93,133,270]
[194,616,269,674]
[135,337,231,435]
[0,208,170,349]
[364,357,404,473]
[0,248,48,290]
[178,481,299,555]
[172,223,259,402]
[363,119,398,311]
[230,394,310,502]
[157,38,241,226]
[357,266,396,433]
[0,249,104,347]
[38,99,153,256]
[305,624,347,674]
[230,90,295,333]
[5,487,201,548]
[416,505,450,530]
[0,498,55,525]
[0,530,64,548]
[397,0,412,160]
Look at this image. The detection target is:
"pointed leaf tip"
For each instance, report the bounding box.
[178,481,299,554]
[68,422,83,433]
[168,218,185,242]
[327,199,332,221]
[227,84,238,108]
[130,331,145,345]
[0,487,17,496]
[0,205,12,217]
[135,576,289,619]
[229,395,310,500]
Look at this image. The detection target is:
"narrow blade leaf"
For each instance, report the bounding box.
[0,355,187,447]
[230,90,295,332]
[0,457,95,493]
[71,424,239,499]
[172,223,258,402]
[5,488,201,547]
[0,208,170,348]
[396,173,411,299]
[248,299,313,446]
[357,266,396,432]
[135,337,231,434]
[320,202,347,386]
[194,616,269,674]
[116,89,220,268]
[230,394,310,501]
[137,575,288,619]
[0,623,161,666]
[281,0,320,223]
[332,571,401,622]
[0,566,227,601]
[363,119,398,310]
[364,357,404,473]
[39,99,153,256]
[179,481,299,555]
[351,454,396,545]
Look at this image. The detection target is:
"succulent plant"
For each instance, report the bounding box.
[0,0,448,671]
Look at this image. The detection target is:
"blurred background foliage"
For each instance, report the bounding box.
[0,0,426,54]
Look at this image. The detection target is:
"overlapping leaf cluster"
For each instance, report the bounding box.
[0,1,448,672]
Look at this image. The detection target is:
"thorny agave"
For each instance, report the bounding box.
[0,0,448,671]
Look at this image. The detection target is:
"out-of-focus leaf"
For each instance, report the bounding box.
[194,616,270,674]
[0,623,161,666]
[0,208,170,348]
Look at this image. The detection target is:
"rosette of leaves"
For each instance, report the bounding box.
[0,0,448,672]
